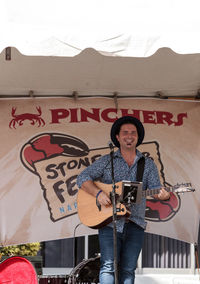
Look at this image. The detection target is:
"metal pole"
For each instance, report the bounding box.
[109,143,119,284]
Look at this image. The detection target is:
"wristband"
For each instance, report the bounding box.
[96,190,102,199]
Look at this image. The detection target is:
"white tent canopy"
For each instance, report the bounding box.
[1,0,200,99]
[1,46,200,99]
[1,0,200,58]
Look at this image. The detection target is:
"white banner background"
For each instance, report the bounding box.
[0,97,199,246]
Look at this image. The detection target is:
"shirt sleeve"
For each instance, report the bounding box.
[146,157,161,189]
[76,154,109,188]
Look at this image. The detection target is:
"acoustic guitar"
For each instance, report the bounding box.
[77,181,195,229]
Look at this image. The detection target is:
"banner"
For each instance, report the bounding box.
[0,97,199,245]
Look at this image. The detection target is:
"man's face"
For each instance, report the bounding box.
[116,123,138,150]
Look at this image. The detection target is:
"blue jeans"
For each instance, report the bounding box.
[98,221,144,284]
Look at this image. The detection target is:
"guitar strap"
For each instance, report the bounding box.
[136,156,145,182]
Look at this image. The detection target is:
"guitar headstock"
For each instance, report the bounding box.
[172,183,195,194]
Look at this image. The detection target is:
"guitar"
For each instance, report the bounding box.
[77,181,195,229]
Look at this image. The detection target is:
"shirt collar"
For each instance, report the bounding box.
[114,148,144,159]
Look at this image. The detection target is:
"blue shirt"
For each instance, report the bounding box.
[77,149,161,231]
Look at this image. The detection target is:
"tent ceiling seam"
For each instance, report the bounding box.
[0,94,199,101]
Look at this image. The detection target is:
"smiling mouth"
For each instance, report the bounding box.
[126,141,133,146]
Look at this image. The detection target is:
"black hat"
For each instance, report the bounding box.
[110,116,145,148]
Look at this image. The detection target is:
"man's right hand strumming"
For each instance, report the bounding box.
[96,190,111,207]
[81,180,111,207]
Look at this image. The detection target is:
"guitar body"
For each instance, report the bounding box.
[77,180,194,229]
[77,181,130,229]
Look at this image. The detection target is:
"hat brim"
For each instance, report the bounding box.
[110,116,145,148]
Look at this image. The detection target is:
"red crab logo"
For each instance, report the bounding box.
[9,107,45,129]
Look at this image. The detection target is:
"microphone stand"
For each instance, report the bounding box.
[109,143,119,284]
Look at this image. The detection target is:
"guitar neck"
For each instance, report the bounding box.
[143,182,191,197]
[143,186,173,197]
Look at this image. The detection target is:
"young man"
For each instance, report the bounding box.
[77,116,170,284]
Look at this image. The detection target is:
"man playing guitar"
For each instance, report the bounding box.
[77,116,170,284]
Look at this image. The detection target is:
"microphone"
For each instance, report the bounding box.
[108,141,114,151]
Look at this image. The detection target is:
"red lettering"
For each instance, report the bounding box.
[101,108,117,122]
[174,113,187,126]
[156,111,174,125]
[80,108,100,122]
[50,109,69,123]
[143,111,156,124]
[69,108,79,123]
[49,107,187,126]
